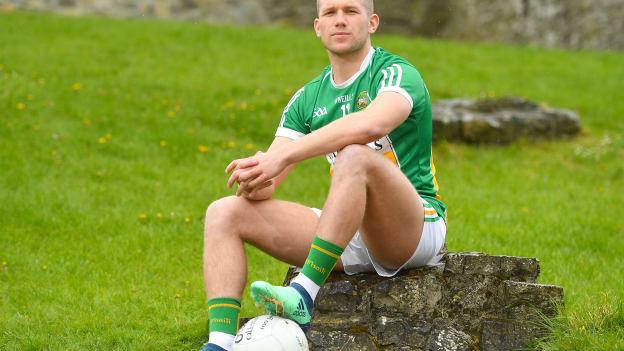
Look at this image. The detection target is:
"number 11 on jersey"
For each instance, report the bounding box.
[340,104,351,117]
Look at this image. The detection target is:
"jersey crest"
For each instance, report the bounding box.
[356,91,370,111]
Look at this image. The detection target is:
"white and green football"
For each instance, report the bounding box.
[233,315,308,351]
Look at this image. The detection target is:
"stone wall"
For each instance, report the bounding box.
[283,252,564,350]
[1,0,622,50]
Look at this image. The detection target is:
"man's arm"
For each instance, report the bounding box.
[282,92,411,165]
[233,92,412,189]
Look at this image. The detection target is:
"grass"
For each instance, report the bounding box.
[1,10,623,350]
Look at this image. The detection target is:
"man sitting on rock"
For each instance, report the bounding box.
[201,0,447,350]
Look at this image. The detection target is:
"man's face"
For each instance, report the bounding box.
[314,0,379,56]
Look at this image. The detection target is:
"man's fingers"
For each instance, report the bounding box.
[227,169,243,188]
[236,181,252,197]
[237,179,273,197]
[248,174,269,189]
[226,158,259,174]
[236,158,259,170]
[254,179,274,192]
[225,160,239,174]
[238,168,263,183]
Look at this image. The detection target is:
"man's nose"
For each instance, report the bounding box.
[334,10,347,26]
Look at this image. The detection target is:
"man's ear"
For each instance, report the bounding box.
[369,14,380,34]
[314,18,321,37]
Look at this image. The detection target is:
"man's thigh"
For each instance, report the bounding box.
[223,196,345,270]
[358,152,425,270]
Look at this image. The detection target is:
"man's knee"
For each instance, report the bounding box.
[333,144,373,176]
[204,196,247,238]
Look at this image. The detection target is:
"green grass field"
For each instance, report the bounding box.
[1,11,623,350]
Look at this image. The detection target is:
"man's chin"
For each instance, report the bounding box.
[326,44,362,56]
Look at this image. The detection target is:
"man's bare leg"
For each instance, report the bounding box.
[203,196,344,299]
[318,144,425,269]
[202,196,338,350]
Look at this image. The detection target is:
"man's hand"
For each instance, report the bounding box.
[226,151,288,197]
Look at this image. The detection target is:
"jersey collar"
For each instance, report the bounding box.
[327,47,375,89]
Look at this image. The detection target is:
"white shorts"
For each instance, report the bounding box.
[310,205,446,277]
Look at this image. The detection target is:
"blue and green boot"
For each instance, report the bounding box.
[250,281,313,333]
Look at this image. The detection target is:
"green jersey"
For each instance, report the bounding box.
[275,47,446,221]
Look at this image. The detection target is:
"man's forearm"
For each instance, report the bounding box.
[278,110,385,165]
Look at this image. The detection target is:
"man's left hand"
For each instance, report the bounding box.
[226,151,288,196]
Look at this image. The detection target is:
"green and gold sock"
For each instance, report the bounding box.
[207,297,241,336]
[301,236,344,286]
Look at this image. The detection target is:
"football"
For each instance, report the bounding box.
[232,315,308,351]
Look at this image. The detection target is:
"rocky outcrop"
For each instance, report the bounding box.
[432,97,581,144]
[283,252,564,350]
[1,0,622,50]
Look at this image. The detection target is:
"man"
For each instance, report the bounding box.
[201,0,446,350]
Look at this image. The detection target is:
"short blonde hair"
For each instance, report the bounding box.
[317,0,374,16]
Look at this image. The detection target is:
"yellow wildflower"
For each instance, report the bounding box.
[160,140,167,148]
[71,83,82,91]
[227,141,236,148]
[173,104,181,112]
[244,143,254,150]
[98,136,107,144]
[240,102,248,110]
[198,144,210,153]
[16,102,25,110]
[138,213,148,220]
[167,111,175,118]
[156,212,162,219]
[42,265,48,271]
[184,217,190,224]
[221,100,235,110]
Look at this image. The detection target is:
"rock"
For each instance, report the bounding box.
[481,319,547,351]
[308,330,377,351]
[430,327,475,351]
[316,280,358,313]
[284,252,563,350]
[432,97,581,144]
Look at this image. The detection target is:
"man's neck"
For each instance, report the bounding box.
[328,43,372,85]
